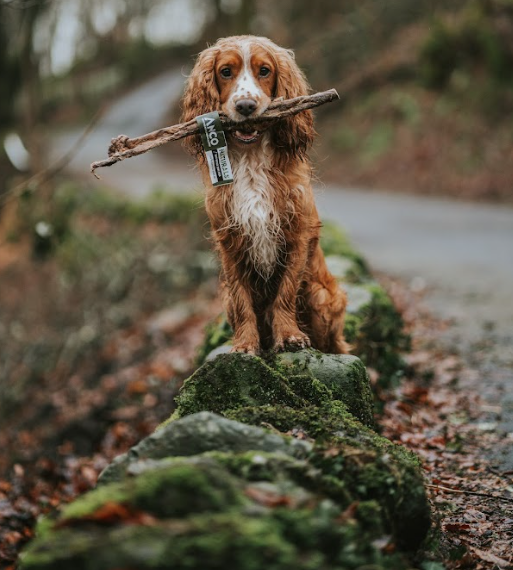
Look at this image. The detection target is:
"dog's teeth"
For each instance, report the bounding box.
[235,130,258,141]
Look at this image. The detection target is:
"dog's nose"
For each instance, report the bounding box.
[235,99,257,116]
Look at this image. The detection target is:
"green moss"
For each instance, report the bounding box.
[175,352,375,429]
[21,514,298,570]
[175,354,303,419]
[55,459,244,525]
[355,500,385,536]
[130,459,244,517]
[195,315,233,365]
[275,351,375,426]
[305,426,429,552]
[23,457,422,570]
[226,403,345,440]
[345,283,410,387]
[22,412,430,569]
[46,481,130,526]
[319,221,369,280]
[170,351,429,550]
[205,450,303,484]
[22,508,416,570]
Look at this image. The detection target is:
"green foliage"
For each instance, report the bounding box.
[319,221,370,280]
[195,315,233,365]
[389,91,421,126]
[14,181,205,258]
[55,183,204,225]
[420,2,513,90]
[360,122,395,165]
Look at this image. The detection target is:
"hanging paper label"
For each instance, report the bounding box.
[196,112,233,186]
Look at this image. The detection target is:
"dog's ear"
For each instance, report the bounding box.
[272,48,315,161]
[180,46,220,159]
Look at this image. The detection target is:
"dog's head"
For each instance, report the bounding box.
[181,35,315,161]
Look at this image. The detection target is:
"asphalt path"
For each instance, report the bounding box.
[51,69,513,411]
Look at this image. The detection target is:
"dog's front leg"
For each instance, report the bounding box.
[272,239,311,352]
[221,265,260,355]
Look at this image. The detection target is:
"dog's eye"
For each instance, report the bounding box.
[220,68,232,78]
[259,66,271,78]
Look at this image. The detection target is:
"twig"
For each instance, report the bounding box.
[90,89,340,178]
[0,106,105,210]
[487,465,513,478]
[427,484,513,504]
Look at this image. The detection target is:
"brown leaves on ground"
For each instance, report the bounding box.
[380,276,513,570]
[0,294,217,568]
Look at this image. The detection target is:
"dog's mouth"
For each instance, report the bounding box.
[232,129,262,145]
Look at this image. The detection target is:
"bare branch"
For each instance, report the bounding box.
[90,89,339,178]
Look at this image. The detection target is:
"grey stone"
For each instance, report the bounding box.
[98,411,312,485]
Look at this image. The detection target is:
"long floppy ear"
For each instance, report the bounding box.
[271,48,315,161]
[180,46,220,159]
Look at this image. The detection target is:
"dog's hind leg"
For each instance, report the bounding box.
[304,244,349,354]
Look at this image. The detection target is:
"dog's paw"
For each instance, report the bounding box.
[273,332,311,352]
[231,343,259,356]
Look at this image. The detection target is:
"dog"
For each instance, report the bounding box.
[180,35,348,355]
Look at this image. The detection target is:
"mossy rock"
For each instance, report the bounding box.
[21,414,430,570]
[174,351,375,429]
[98,411,312,485]
[344,282,410,386]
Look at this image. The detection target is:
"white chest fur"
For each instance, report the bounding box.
[229,137,282,276]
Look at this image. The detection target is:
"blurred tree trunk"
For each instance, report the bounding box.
[0,4,18,203]
[0,4,18,129]
[1,0,51,247]
[19,0,46,175]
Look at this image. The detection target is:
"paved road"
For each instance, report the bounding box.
[52,69,513,407]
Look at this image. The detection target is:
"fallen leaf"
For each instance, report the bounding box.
[245,486,292,508]
[55,502,157,528]
[470,547,511,569]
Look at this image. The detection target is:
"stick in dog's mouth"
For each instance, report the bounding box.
[90,89,340,177]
